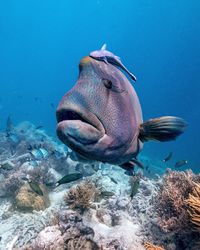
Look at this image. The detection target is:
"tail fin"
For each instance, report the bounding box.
[139,116,187,142]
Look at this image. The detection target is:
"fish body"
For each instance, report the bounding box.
[56,55,187,172]
[29,181,43,196]
[55,172,83,186]
[6,115,13,134]
[130,176,140,199]
[175,160,188,168]
[110,177,118,184]
[163,152,173,162]
[100,191,115,197]
[90,44,137,81]
[36,125,43,130]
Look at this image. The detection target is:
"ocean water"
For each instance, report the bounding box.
[0,0,199,172]
[0,1,199,249]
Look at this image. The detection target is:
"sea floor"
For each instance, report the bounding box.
[0,121,199,250]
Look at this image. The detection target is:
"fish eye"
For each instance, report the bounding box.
[102,79,112,89]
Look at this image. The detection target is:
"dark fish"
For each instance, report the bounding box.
[145,165,149,171]
[0,161,14,170]
[129,176,140,199]
[36,125,43,130]
[100,191,115,197]
[56,56,187,173]
[34,97,40,102]
[110,177,118,184]
[29,181,43,196]
[175,160,188,168]
[50,102,55,108]
[163,152,173,162]
[27,145,33,151]
[55,172,83,187]
[6,115,13,134]
[124,170,134,176]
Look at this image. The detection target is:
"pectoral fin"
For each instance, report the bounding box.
[139,116,187,142]
[120,158,144,176]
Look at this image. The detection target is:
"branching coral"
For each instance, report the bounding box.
[156,169,195,232]
[64,181,97,213]
[186,182,200,229]
[144,242,164,250]
[26,164,55,185]
[1,173,24,197]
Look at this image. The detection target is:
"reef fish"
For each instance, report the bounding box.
[130,176,140,199]
[55,172,83,187]
[90,44,137,81]
[163,152,173,162]
[29,181,43,196]
[175,160,188,168]
[56,55,187,173]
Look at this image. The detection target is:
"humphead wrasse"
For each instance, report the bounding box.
[56,55,187,173]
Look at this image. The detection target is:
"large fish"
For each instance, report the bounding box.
[90,44,137,81]
[56,56,187,173]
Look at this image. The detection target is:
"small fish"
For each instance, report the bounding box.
[100,191,115,197]
[175,160,188,168]
[29,181,43,196]
[163,152,173,162]
[0,160,14,170]
[34,97,40,102]
[50,102,55,108]
[90,44,137,81]
[110,177,118,184]
[6,115,13,134]
[145,165,149,171]
[55,172,83,187]
[36,125,43,130]
[129,176,140,199]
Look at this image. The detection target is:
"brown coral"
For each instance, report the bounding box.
[15,183,50,212]
[144,242,164,250]
[156,169,195,232]
[64,181,97,213]
[186,182,200,229]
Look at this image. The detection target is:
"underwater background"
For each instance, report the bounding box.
[0,1,200,250]
[0,0,200,171]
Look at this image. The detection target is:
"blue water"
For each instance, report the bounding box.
[0,0,199,172]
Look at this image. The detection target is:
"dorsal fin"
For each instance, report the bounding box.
[101,43,107,50]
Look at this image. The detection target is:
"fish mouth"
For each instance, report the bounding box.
[56,108,105,145]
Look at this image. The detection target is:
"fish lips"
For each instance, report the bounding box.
[56,108,105,146]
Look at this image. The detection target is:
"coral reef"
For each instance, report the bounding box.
[156,169,194,233]
[0,172,24,198]
[152,169,200,249]
[64,180,97,213]
[26,163,56,186]
[1,121,200,250]
[144,242,164,250]
[15,183,50,212]
[186,182,200,229]
[25,210,99,250]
